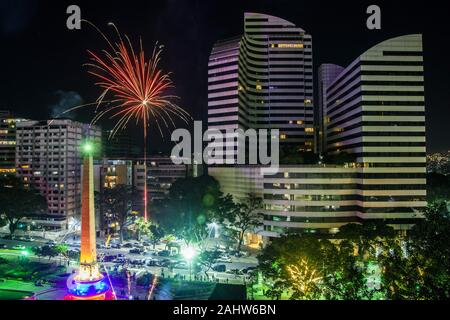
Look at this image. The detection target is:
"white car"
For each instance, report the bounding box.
[217,256,232,263]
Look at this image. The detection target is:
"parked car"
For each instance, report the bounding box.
[122,243,133,248]
[112,258,128,264]
[157,250,170,257]
[146,258,157,267]
[217,256,232,263]
[212,264,226,272]
[45,240,57,246]
[0,244,7,249]
[241,266,256,274]
[173,262,188,270]
[158,259,172,267]
[103,255,118,262]
[21,236,35,242]
[227,268,243,276]
[12,245,26,250]
[129,248,142,254]
[111,243,122,249]
[130,259,145,266]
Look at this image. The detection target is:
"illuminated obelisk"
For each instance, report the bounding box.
[79,144,99,279]
[65,141,114,300]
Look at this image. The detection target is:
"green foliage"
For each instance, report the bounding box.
[148,224,165,248]
[224,193,263,253]
[380,201,450,299]
[198,249,222,276]
[259,222,397,300]
[154,175,231,245]
[134,216,151,240]
[0,175,47,236]
[258,234,335,299]
[32,245,59,261]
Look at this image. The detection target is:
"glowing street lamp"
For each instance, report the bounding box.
[181,245,197,281]
[82,141,95,155]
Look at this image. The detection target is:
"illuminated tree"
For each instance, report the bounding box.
[134,216,151,241]
[286,258,323,299]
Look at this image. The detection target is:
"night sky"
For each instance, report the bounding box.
[0,0,449,153]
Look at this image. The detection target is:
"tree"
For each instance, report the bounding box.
[0,175,47,236]
[134,217,151,241]
[226,193,263,253]
[55,244,69,265]
[154,175,229,246]
[337,220,396,260]
[321,240,375,300]
[258,233,377,300]
[32,246,45,262]
[148,224,165,249]
[379,201,450,299]
[258,234,334,299]
[36,245,59,262]
[99,185,138,242]
[198,249,221,279]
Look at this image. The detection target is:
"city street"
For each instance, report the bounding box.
[0,236,259,286]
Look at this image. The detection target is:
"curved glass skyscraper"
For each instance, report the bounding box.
[208,13,314,163]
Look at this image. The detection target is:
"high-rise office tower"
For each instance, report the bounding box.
[210,34,427,242]
[323,34,426,228]
[208,13,314,163]
[15,119,102,230]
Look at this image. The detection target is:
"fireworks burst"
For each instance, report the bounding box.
[84,21,191,138]
[57,21,191,221]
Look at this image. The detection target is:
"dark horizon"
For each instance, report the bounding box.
[1,0,449,153]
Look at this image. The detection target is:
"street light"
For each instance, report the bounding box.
[181,245,197,281]
[82,141,94,154]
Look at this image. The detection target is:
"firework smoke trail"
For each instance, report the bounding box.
[55,20,191,221]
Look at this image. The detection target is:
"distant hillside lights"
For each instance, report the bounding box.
[171,121,280,173]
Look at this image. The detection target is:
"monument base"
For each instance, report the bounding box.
[65,274,115,300]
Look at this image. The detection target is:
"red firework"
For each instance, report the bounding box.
[62,21,191,221]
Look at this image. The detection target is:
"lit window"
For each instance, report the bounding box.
[276,43,304,48]
[305,128,314,133]
[256,84,262,90]
[296,120,303,125]
[280,134,287,140]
